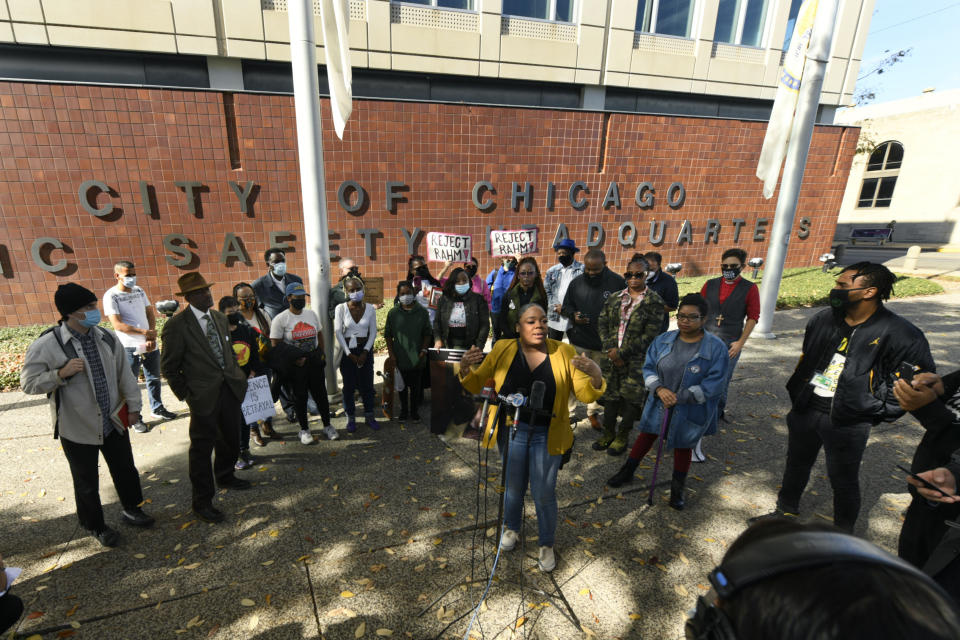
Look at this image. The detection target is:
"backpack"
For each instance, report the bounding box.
[40,324,117,439]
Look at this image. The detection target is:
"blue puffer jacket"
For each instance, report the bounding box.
[636,330,729,449]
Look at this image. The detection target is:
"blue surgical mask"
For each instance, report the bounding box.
[348,290,365,302]
[455,283,470,295]
[79,309,101,328]
[271,262,287,277]
[122,276,136,288]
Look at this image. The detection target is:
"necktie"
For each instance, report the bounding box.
[202,314,225,367]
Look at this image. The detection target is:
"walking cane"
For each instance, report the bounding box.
[647,407,673,506]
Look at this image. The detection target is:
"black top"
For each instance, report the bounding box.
[646,270,679,333]
[560,268,627,351]
[501,346,556,427]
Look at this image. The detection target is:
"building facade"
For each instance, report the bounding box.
[0,0,871,326]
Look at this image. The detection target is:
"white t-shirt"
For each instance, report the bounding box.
[103,285,151,348]
[334,302,377,352]
[548,265,578,332]
[270,308,322,352]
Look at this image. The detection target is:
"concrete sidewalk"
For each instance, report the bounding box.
[2,292,959,639]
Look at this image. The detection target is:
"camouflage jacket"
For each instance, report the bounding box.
[598,288,667,405]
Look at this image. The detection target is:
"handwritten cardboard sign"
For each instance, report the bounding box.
[426,232,472,263]
[241,375,277,424]
[490,229,537,257]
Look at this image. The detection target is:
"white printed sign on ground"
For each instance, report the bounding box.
[489,229,537,257]
[426,232,472,263]
[241,375,277,424]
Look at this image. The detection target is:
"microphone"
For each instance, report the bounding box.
[478,378,496,438]
[498,392,526,407]
[511,388,527,439]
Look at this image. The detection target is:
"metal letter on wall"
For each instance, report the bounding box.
[552,223,570,249]
[511,181,532,211]
[602,181,621,210]
[635,182,655,209]
[229,181,257,214]
[731,218,746,243]
[649,220,666,245]
[358,228,381,259]
[79,180,114,217]
[174,181,204,216]
[472,181,495,212]
[385,181,408,214]
[666,182,686,209]
[797,217,811,239]
[402,227,423,254]
[220,233,250,265]
[546,182,556,210]
[163,234,194,267]
[139,181,154,217]
[31,237,67,272]
[586,223,605,248]
[676,220,693,245]
[753,218,769,241]
[568,181,589,211]
[337,180,366,214]
[618,222,637,247]
[704,219,721,244]
[268,231,295,251]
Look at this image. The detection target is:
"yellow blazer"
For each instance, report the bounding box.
[459,338,606,456]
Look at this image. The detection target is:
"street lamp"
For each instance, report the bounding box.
[665,263,683,276]
[819,252,837,273]
[748,257,764,279]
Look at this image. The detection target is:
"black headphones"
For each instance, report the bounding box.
[685,531,950,640]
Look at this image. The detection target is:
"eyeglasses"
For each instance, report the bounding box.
[623,271,646,280]
[721,263,741,269]
[237,295,256,301]
[676,313,703,321]
[518,271,536,277]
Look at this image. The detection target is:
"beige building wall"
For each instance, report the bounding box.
[0,0,871,107]
[834,90,960,246]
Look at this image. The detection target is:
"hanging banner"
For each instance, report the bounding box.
[426,232,472,263]
[490,229,537,257]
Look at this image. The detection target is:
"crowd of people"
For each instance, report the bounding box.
[10,239,960,636]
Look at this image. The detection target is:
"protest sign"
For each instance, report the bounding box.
[426,232,472,262]
[490,228,537,257]
[241,375,277,424]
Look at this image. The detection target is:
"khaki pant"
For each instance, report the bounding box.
[568,347,603,417]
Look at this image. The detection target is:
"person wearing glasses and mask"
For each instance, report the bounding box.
[594,254,666,456]
[544,239,584,341]
[334,277,380,434]
[486,255,518,342]
[499,257,547,340]
[253,248,304,319]
[606,294,727,509]
[438,256,491,307]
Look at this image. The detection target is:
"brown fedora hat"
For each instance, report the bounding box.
[175,272,214,296]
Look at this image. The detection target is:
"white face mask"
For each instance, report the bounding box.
[348,290,365,302]
[399,294,415,306]
[121,276,136,288]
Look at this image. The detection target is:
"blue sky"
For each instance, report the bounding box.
[855,0,960,104]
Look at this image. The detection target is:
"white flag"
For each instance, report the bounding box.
[756,0,819,199]
[318,0,352,139]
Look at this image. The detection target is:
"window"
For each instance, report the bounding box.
[502,0,574,22]
[781,0,803,50]
[857,141,903,208]
[636,0,696,38]
[397,0,474,8]
[715,0,769,46]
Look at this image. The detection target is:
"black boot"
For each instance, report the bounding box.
[670,470,687,510]
[607,457,639,488]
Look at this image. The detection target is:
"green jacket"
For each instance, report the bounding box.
[598,288,666,406]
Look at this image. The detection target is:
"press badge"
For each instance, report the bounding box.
[811,353,846,395]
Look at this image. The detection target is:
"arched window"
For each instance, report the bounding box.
[857,141,903,208]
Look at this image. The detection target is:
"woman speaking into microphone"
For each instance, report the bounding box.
[458,303,605,572]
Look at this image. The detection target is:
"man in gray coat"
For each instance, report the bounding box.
[21,283,154,547]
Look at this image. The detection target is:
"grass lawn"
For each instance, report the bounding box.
[0,268,943,392]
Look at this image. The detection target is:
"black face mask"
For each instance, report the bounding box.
[415,266,430,278]
[828,287,866,320]
[722,266,742,280]
[557,254,573,267]
[465,265,477,278]
[227,312,245,327]
[290,298,307,311]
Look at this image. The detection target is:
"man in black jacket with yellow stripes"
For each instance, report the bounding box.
[755,262,934,532]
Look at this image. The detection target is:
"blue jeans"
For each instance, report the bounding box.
[719,345,741,414]
[503,424,562,547]
[339,347,375,418]
[124,347,163,413]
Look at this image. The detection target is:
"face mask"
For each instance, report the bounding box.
[79,309,101,328]
[271,262,287,277]
[645,270,657,282]
[557,254,573,267]
[415,266,429,278]
[722,266,742,280]
[464,265,477,278]
[828,287,866,319]
[348,290,365,302]
[240,298,257,310]
[504,261,516,271]
[455,283,470,295]
[290,298,306,311]
[399,294,415,306]
[227,312,245,326]
[121,276,136,288]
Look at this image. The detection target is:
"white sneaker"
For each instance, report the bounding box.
[500,528,519,551]
[323,424,339,441]
[692,438,706,463]
[538,546,556,572]
[132,421,150,433]
[299,430,315,445]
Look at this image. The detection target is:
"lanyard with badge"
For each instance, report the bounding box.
[810,327,857,396]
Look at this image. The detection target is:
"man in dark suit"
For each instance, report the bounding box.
[160,273,251,523]
[252,247,303,319]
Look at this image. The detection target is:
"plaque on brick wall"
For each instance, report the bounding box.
[364,277,384,304]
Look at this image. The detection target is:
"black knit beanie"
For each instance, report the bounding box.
[55,283,97,317]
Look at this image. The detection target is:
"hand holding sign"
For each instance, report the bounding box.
[490,229,537,257]
[427,232,472,263]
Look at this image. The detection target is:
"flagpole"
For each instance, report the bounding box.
[755,0,839,339]
[288,0,336,391]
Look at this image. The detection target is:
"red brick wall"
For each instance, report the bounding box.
[0,81,856,327]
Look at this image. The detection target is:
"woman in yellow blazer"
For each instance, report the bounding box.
[459,303,605,572]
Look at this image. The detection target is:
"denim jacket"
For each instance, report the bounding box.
[543,260,584,325]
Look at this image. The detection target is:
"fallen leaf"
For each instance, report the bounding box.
[515,617,526,629]
[354,621,366,638]
[341,590,356,598]
[184,563,201,570]
[375,630,394,637]
[27,611,44,620]
[629,613,642,620]
[134,553,146,559]
[674,584,689,597]
[240,598,256,607]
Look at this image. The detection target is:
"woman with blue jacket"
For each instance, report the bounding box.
[606,293,728,509]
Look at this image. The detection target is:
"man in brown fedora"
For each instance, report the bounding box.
[160,272,251,523]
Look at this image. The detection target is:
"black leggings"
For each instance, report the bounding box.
[0,593,23,634]
[287,352,330,429]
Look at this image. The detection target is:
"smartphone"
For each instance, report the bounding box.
[896,464,948,498]
[897,362,920,383]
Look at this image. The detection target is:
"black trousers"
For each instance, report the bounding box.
[287,352,330,430]
[0,593,23,634]
[398,367,424,416]
[490,311,503,342]
[547,328,566,341]
[777,407,871,532]
[60,429,143,532]
[188,382,242,508]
